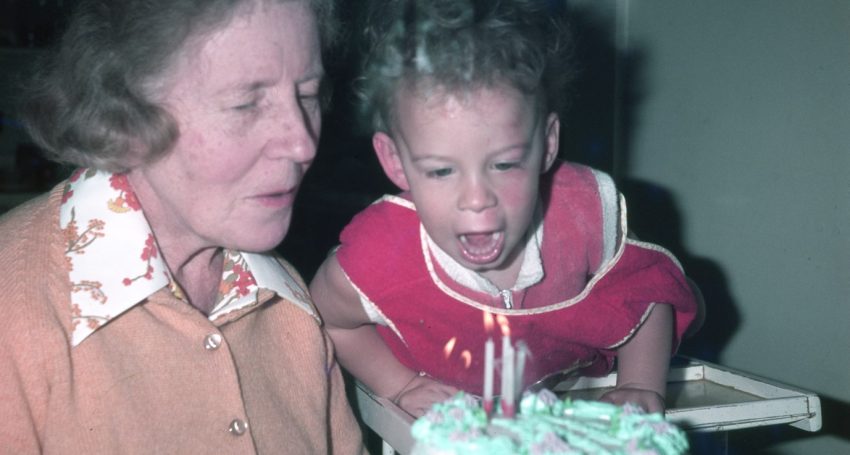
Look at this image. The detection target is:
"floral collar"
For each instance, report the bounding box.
[60,169,314,347]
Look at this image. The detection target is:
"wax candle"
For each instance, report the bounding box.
[515,341,528,398]
[483,337,494,415]
[500,337,515,417]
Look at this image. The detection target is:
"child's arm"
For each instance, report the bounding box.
[599,303,673,413]
[310,254,458,416]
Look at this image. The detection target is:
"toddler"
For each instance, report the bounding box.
[310,0,699,417]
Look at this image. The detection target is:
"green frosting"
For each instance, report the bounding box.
[410,391,689,455]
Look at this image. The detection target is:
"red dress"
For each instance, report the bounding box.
[336,162,698,395]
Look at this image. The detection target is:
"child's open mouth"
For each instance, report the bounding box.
[458,231,504,265]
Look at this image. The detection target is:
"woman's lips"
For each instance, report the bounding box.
[252,187,297,208]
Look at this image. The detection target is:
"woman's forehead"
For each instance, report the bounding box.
[156,1,321,99]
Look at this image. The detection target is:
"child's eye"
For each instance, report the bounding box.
[426,168,453,178]
[494,161,520,171]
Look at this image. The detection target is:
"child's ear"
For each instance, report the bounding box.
[542,113,560,173]
[373,131,411,190]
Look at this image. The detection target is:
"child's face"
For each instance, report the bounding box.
[373,83,559,282]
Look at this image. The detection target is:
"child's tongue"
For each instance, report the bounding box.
[459,232,502,264]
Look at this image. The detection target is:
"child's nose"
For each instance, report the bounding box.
[457,176,497,212]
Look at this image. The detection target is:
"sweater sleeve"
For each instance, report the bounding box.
[0,336,45,453]
[323,327,369,454]
[0,283,72,453]
[0,195,71,453]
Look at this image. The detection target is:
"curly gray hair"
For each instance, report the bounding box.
[356,0,574,133]
[19,0,337,172]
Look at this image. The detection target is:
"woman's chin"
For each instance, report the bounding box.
[232,227,290,253]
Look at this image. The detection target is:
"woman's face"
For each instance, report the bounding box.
[128,1,322,255]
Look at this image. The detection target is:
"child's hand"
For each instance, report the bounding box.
[608,304,673,415]
[392,374,459,417]
[599,386,665,414]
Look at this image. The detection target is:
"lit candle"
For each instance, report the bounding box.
[500,339,515,417]
[515,341,528,398]
[495,314,515,417]
[483,338,494,415]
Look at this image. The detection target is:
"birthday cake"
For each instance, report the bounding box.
[410,390,689,455]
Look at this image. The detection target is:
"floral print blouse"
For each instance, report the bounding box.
[61,168,313,347]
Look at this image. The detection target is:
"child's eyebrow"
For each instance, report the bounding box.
[492,142,531,153]
[481,142,534,160]
[409,153,453,163]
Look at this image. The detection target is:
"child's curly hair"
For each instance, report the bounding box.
[356,0,575,133]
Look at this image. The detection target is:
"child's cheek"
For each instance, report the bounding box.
[497,174,539,209]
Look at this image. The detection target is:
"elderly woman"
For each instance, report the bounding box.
[0,0,365,453]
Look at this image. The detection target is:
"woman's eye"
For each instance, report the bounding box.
[233,100,258,111]
[298,92,321,110]
[298,79,326,110]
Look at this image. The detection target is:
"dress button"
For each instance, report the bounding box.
[229,418,249,436]
[204,333,223,350]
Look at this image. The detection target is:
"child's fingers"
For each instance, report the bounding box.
[397,378,458,416]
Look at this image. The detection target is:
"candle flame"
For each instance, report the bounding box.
[496,314,510,337]
[443,337,457,359]
[482,311,495,333]
[460,350,472,369]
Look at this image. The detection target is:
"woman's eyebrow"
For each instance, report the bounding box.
[213,80,271,97]
[217,68,325,95]
[296,69,326,85]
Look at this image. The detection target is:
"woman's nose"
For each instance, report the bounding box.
[261,101,320,163]
[457,175,497,212]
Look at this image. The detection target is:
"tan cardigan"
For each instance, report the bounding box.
[0,185,365,454]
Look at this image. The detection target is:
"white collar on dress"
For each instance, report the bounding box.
[60,169,314,347]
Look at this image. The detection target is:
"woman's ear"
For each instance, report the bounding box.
[542,113,560,173]
[373,131,410,190]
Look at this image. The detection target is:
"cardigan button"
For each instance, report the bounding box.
[204,333,223,350]
[228,418,249,436]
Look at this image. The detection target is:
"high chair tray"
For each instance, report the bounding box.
[353,356,821,454]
